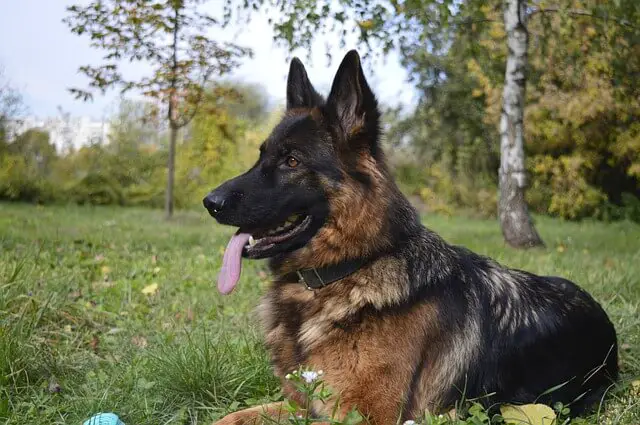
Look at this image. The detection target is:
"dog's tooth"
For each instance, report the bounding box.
[249,235,256,247]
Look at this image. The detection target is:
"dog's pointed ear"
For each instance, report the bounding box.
[286,57,324,110]
[325,50,380,153]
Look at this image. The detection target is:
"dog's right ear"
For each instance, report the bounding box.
[286,58,324,110]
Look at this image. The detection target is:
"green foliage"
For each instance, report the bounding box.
[64,0,254,217]
[382,0,640,221]
[63,0,251,126]
[0,84,272,209]
[1,204,639,424]
[0,129,58,203]
[227,0,640,222]
[0,65,25,146]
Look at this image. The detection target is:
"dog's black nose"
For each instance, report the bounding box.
[203,192,226,216]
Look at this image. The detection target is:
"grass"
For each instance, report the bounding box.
[0,202,639,424]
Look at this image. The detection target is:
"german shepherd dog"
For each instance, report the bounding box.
[203,50,619,424]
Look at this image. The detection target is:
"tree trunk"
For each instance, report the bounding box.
[165,125,177,220]
[498,0,544,248]
[165,4,180,221]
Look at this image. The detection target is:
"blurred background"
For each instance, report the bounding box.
[1,0,638,224]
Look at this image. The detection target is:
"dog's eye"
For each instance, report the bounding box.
[286,156,299,168]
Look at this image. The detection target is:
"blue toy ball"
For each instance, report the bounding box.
[83,412,125,425]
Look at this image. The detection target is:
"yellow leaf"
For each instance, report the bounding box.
[501,404,556,425]
[141,283,159,295]
[358,20,374,30]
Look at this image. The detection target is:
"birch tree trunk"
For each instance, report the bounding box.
[498,0,544,248]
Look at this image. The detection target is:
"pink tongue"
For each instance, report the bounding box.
[218,232,251,295]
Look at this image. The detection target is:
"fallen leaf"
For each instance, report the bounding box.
[501,404,556,425]
[141,283,159,295]
[131,335,148,348]
[89,335,99,353]
[186,307,194,322]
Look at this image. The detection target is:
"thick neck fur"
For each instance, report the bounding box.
[269,151,424,280]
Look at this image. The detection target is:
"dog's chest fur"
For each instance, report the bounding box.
[256,259,447,422]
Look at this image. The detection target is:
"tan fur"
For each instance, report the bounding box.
[247,254,443,424]
[213,153,444,425]
[279,154,392,273]
[304,302,440,424]
[211,402,295,425]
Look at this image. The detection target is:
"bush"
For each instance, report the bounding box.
[528,155,607,220]
[0,154,58,203]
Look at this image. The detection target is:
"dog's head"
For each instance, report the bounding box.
[204,50,411,293]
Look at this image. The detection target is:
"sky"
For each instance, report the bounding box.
[0,0,417,120]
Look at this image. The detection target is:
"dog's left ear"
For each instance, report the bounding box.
[325,50,380,154]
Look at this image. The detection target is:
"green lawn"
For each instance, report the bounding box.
[1,203,639,424]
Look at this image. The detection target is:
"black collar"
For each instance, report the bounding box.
[295,258,368,290]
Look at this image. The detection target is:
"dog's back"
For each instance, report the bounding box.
[405,236,619,415]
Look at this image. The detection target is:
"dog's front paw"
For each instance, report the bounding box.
[211,402,289,425]
[211,411,259,425]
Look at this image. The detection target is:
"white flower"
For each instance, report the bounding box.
[402,420,416,425]
[301,370,319,383]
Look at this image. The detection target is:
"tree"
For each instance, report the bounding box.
[64,0,251,219]
[226,0,639,247]
[9,129,58,175]
[498,0,543,247]
[0,66,26,147]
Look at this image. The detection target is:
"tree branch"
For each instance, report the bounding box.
[529,6,639,30]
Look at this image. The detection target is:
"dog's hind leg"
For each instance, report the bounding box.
[212,402,295,425]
